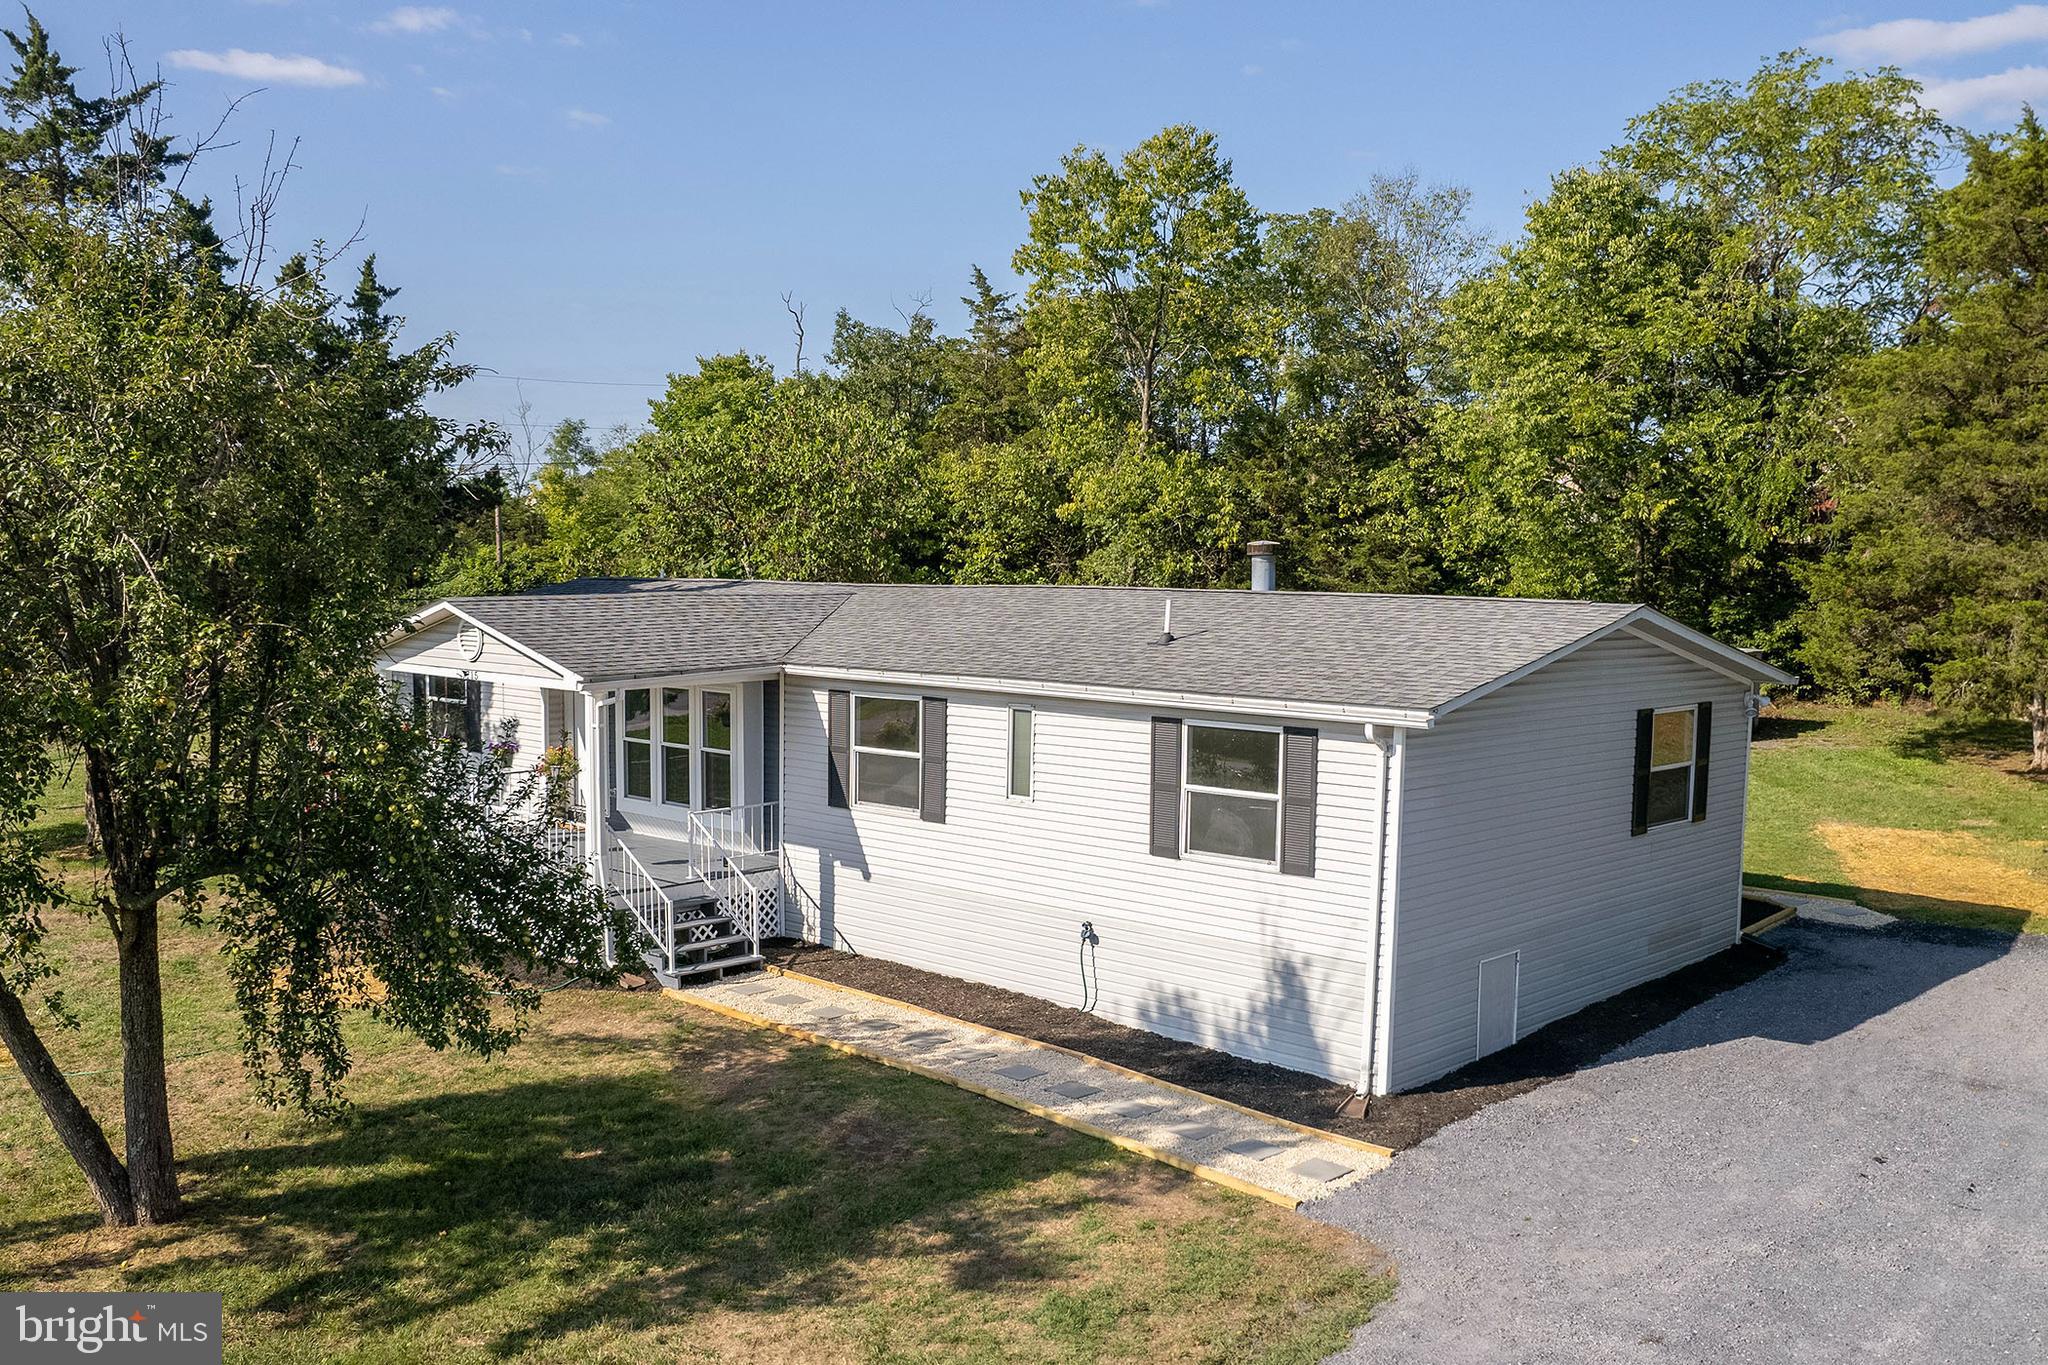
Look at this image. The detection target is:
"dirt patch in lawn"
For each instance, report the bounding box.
[761,935,1784,1151]
[1817,821,2048,933]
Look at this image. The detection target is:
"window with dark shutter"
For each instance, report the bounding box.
[1691,701,1712,822]
[1634,704,1703,833]
[1279,727,1318,877]
[463,678,484,753]
[1630,709,1653,836]
[1149,717,1182,859]
[827,689,851,808]
[919,696,947,823]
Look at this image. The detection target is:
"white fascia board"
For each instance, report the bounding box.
[1431,606,1793,722]
[580,667,783,696]
[379,600,584,686]
[781,665,1436,730]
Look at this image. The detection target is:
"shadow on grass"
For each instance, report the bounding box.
[2,1029,1121,1355]
[1887,714,2034,767]
[1745,873,2038,936]
[1752,714,1828,743]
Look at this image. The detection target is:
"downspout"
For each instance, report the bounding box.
[1355,725,1394,1101]
[1373,728,1408,1096]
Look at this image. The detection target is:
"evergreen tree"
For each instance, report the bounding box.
[1804,113,2048,767]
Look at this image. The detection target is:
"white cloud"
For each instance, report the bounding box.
[370,6,460,35]
[564,107,610,128]
[1820,5,2048,63]
[555,32,584,47]
[1241,63,1264,77]
[1917,63,2048,117]
[164,48,366,87]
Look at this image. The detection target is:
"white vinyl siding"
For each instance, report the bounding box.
[780,678,1385,1082]
[378,613,565,682]
[1385,633,1751,1091]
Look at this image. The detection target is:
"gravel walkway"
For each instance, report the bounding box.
[683,971,1389,1205]
[1311,919,2048,1364]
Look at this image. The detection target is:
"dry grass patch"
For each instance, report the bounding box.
[1817,822,2048,934]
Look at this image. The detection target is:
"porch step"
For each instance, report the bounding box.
[641,952,765,989]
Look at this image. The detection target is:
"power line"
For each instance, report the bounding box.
[469,369,668,390]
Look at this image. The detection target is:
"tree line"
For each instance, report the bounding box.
[441,53,2048,762]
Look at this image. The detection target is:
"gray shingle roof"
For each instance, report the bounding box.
[446,578,1661,712]
[449,583,852,684]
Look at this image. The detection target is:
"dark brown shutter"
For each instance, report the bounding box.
[1691,700,1713,822]
[1630,708,1653,837]
[464,678,484,752]
[1149,717,1182,859]
[1280,727,1318,877]
[920,696,947,823]
[410,672,425,707]
[826,689,851,808]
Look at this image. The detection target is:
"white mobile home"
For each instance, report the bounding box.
[378,566,1790,1096]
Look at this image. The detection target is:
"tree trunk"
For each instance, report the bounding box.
[2030,692,2048,774]
[116,902,181,1223]
[0,979,136,1225]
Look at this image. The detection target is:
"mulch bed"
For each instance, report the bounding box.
[761,932,1786,1152]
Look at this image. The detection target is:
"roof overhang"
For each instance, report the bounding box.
[1429,605,1796,721]
[783,664,1438,729]
[378,599,584,687]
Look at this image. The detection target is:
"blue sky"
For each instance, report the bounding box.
[44,2,2048,435]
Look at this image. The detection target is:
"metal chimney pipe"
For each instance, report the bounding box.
[1248,540,1279,592]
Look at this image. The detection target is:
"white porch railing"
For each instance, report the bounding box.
[610,836,676,975]
[688,800,780,859]
[686,801,781,957]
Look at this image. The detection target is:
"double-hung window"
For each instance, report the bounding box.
[659,687,691,806]
[622,688,654,800]
[701,690,734,808]
[853,695,920,809]
[1645,705,1697,828]
[1183,722,1281,863]
[421,674,475,750]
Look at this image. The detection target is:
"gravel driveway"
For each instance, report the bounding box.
[1311,919,2048,1364]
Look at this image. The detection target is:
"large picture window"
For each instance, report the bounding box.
[1183,722,1281,863]
[660,687,690,806]
[1645,705,1696,828]
[702,690,734,808]
[622,687,653,800]
[853,695,920,809]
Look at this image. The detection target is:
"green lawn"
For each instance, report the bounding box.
[1745,702,2048,935]
[1,787,1388,1364]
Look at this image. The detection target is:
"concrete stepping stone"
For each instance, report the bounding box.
[1165,1123,1222,1143]
[1291,1157,1355,1183]
[1223,1138,1293,1161]
[726,983,775,997]
[1048,1080,1102,1100]
[766,993,809,1006]
[807,1007,851,1022]
[993,1063,1046,1082]
[1106,1101,1165,1121]
[898,1031,950,1049]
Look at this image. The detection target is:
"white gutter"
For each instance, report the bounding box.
[785,664,1437,730]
